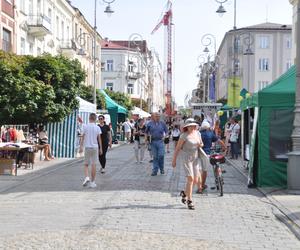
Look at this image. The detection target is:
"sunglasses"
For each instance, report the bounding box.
[99,117,104,120]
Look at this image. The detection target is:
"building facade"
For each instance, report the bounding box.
[101,39,165,112]
[1,0,16,53]
[216,22,292,100]
[289,0,298,62]
[13,0,102,88]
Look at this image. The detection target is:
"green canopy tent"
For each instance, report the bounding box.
[243,66,296,187]
[100,90,128,140]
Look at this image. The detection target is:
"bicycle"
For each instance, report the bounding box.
[209,148,226,196]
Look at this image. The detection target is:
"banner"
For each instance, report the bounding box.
[209,73,216,102]
[227,77,242,107]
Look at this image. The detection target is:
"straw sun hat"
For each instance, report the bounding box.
[183,118,199,128]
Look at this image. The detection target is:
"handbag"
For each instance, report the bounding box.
[198,147,210,171]
[139,136,146,145]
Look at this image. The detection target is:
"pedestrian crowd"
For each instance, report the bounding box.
[79,112,240,210]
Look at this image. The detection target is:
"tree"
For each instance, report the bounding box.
[78,85,106,110]
[131,98,149,112]
[0,51,86,124]
[104,89,133,111]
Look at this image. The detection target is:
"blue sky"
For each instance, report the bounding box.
[71,0,293,106]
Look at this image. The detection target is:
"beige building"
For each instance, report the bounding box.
[216,22,292,100]
[14,0,102,88]
[290,0,298,61]
[101,39,165,112]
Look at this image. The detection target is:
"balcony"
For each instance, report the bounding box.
[59,40,77,57]
[27,15,51,37]
[228,46,244,56]
[126,71,142,80]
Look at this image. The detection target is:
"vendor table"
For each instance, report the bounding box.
[0,143,33,176]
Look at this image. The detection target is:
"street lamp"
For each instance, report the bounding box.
[288,0,300,189]
[91,0,116,104]
[201,33,217,57]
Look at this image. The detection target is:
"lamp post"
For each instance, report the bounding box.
[288,0,300,190]
[91,0,115,104]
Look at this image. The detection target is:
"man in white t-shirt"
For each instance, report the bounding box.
[123,118,132,143]
[80,113,103,188]
[228,117,240,159]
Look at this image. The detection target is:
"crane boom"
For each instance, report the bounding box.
[151,0,173,116]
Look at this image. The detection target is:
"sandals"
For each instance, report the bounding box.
[196,189,203,194]
[180,190,187,204]
[187,200,195,210]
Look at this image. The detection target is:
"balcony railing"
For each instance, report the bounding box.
[27,15,51,37]
[126,71,142,80]
[60,40,77,50]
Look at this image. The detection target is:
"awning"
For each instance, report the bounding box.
[76,97,96,113]
[131,106,151,118]
[100,90,128,114]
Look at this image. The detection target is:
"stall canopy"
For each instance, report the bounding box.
[47,97,96,158]
[131,106,151,118]
[245,65,296,188]
[100,90,128,139]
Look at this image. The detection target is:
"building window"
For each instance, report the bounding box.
[2,28,12,52]
[127,83,134,94]
[101,62,105,71]
[128,61,134,72]
[287,37,292,49]
[107,60,114,71]
[75,23,78,38]
[258,81,269,90]
[61,21,64,41]
[106,82,113,91]
[20,37,26,55]
[29,43,33,54]
[37,47,41,55]
[20,0,26,13]
[56,16,59,39]
[259,58,269,71]
[37,0,41,15]
[28,0,33,15]
[259,36,269,49]
[48,8,52,21]
[286,60,292,70]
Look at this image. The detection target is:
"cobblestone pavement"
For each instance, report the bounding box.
[0,144,299,250]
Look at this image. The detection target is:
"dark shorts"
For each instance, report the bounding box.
[172,136,179,141]
[164,137,170,144]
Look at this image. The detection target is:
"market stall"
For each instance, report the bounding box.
[242,65,296,187]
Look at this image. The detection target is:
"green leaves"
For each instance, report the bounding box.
[0,51,85,124]
[104,89,133,111]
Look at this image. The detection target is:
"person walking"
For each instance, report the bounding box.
[228,117,240,159]
[172,124,181,148]
[98,115,112,174]
[80,113,103,188]
[133,118,147,163]
[146,112,168,176]
[197,121,226,193]
[172,118,203,210]
[122,119,132,144]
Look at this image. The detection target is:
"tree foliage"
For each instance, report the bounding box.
[78,84,106,110]
[104,89,133,111]
[0,51,86,124]
[131,98,149,112]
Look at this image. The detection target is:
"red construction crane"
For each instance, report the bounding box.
[151,0,173,116]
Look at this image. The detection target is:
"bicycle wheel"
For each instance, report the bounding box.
[217,176,223,196]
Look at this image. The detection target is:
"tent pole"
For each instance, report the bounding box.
[288,0,300,190]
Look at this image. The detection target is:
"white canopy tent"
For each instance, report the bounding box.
[131,107,151,118]
[76,97,96,113]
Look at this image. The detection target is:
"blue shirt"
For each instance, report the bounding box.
[146,121,168,141]
[201,129,218,155]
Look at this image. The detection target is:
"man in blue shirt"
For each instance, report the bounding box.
[146,112,168,176]
[198,121,226,193]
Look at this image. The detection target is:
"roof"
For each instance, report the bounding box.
[217,22,292,55]
[101,40,132,50]
[239,22,292,31]
[110,40,148,54]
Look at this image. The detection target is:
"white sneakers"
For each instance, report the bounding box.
[82,177,90,187]
[100,168,105,174]
[89,182,97,188]
[82,177,97,188]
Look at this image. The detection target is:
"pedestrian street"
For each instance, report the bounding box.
[0,143,299,250]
